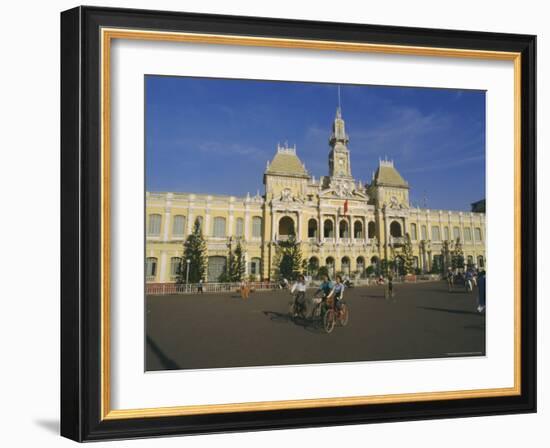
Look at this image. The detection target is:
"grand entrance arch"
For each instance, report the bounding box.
[356,256,365,276]
[341,256,351,275]
[278,216,295,238]
[390,221,402,237]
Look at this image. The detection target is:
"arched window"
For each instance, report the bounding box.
[252,216,262,238]
[278,216,295,237]
[173,215,186,237]
[466,255,474,266]
[443,226,450,241]
[324,219,334,238]
[370,256,379,273]
[339,220,349,238]
[170,257,182,278]
[145,257,158,280]
[474,227,482,242]
[307,218,318,238]
[390,221,402,237]
[421,225,427,240]
[431,226,441,241]
[341,257,350,274]
[147,214,161,236]
[354,221,363,238]
[410,223,418,240]
[453,226,461,240]
[368,221,376,239]
[478,255,485,268]
[308,257,319,275]
[235,217,244,237]
[356,256,365,273]
[207,256,227,282]
[249,257,261,276]
[464,227,472,242]
[213,217,226,237]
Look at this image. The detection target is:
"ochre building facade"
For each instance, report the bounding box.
[146,108,486,283]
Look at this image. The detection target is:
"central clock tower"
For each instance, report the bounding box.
[328,107,352,179]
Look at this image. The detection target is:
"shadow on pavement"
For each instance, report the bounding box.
[417,306,482,316]
[146,335,180,370]
[262,310,325,333]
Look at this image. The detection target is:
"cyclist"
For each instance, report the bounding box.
[290,275,307,317]
[315,274,333,299]
[327,275,345,313]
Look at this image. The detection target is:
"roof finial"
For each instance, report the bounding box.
[337,85,342,118]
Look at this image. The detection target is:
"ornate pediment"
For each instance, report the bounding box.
[319,186,368,201]
[272,187,304,205]
[388,195,408,210]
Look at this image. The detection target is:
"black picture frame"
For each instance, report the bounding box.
[61,5,536,442]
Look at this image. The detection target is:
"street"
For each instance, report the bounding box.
[145,281,485,371]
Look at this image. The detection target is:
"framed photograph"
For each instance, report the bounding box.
[61,6,536,441]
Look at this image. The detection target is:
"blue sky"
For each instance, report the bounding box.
[145,76,485,211]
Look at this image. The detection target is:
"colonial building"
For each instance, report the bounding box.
[146,107,486,283]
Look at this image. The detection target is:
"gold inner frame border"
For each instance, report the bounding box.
[100,27,522,421]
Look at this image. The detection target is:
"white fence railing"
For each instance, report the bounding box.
[146,281,280,295]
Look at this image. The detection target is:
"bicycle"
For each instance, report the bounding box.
[316,295,349,334]
[288,291,307,319]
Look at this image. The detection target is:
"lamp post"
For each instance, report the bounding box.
[186,259,190,284]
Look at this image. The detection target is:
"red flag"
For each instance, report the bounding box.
[343,199,348,216]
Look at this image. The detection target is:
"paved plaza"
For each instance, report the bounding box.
[145,281,485,371]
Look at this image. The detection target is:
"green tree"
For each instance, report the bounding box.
[232,240,246,282]
[307,258,319,277]
[317,265,329,280]
[177,219,207,284]
[402,233,415,275]
[219,238,246,283]
[379,259,389,276]
[451,238,465,270]
[441,240,451,271]
[274,236,305,281]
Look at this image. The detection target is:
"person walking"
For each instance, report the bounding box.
[387,274,394,300]
[465,269,474,293]
[446,267,454,292]
[240,279,250,300]
[197,278,204,294]
[477,270,486,313]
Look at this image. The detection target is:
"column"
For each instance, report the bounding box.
[296,212,303,242]
[270,207,276,241]
[384,210,389,261]
[336,213,340,244]
[187,197,194,234]
[318,207,323,243]
[244,205,251,241]
[204,197,212,237]
[163,194,172,242]
[228,198,235,237]
[159,251,168,283]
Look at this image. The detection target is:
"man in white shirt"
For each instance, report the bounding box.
[290,275,307,317]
